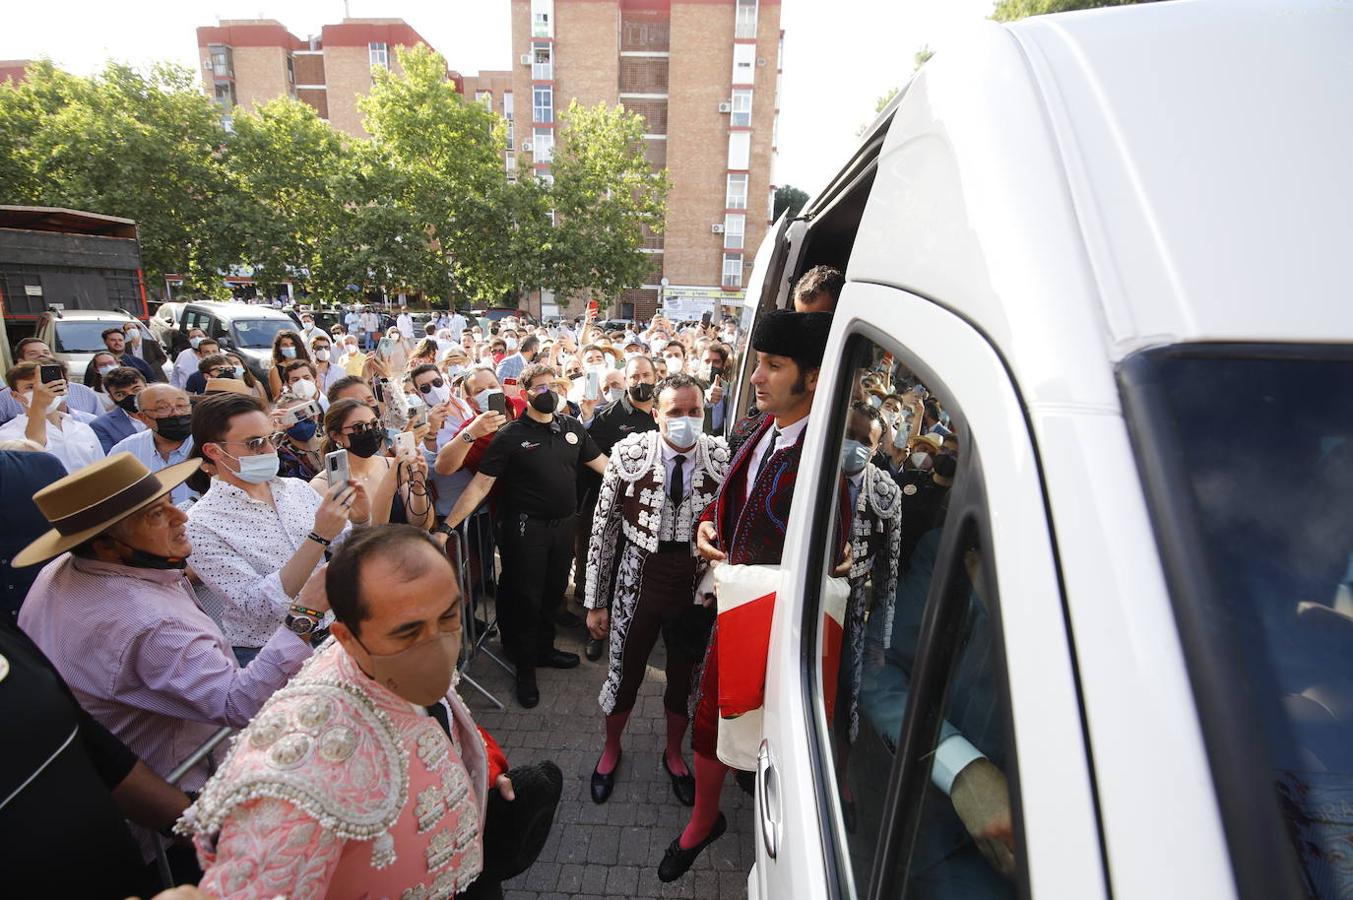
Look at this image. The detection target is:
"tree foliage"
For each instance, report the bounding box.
[0,47,668,307]
[773,185,809,221]
[991,0,1157,22]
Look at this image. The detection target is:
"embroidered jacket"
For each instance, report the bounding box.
[583,430,731,611]
[182,641,490,900]
[845,462,903,740]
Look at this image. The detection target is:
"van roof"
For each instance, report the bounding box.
[848,0,1353,406]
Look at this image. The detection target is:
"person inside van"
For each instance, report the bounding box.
[793,264,845,313]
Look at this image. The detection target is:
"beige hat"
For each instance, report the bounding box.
[13,452,201,568]
[913,433,944,452]
[204,377,253,397]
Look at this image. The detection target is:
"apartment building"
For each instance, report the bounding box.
[195,18,435,137]
[510,0,783,320]
[0,60,33,85]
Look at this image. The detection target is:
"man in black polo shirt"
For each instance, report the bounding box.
[573,354,659,659]
[447,362,610,707]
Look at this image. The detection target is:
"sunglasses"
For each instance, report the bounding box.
[215,434,284,454]
[416,378,446,394]
[343,419,382,436]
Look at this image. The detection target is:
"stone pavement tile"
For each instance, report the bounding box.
[470,617,750,899]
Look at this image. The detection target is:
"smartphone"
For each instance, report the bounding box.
[371,378,386,404]
[709,365,724,380]
[486,390,508,417]
[324,449,350,490]
[584,369,600,401]
[278,400,323,428]
[701,311,713,328]
[409,405,428,429]
[394,431,416,455]
[39,364,63,384]
[378,337,394,358]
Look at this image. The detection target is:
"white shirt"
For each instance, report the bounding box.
[361,312,379,332]
[660,436,697,500]
[396,313,414,336]
[186,477,348,648]
[172,348,201,389]
[745,415,810,499]
[109,430,197,506]
[0,412,103,472]
[448,313,467,338]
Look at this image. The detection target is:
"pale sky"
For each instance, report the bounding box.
[0,0,996,196]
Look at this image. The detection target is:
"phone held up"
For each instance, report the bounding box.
[324,448,350,492]
[39,364,63,385]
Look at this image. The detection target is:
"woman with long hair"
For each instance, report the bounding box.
[223,351,269,407]
[83,350,122,403]
[266,330,311,400]
[308,398,434,531]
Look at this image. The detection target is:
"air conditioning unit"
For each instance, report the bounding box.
[717,101,732,113]
[711,224,725,234]
[521,140,534,152]
[520,53,532,66]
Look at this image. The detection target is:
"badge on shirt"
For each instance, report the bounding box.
[903,484,918,496]
[565,432,579,445]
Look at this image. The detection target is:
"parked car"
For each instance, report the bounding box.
[150,301,186,353]
[177,301,300,392]
[33,309,163,385]
[738,3,1352,900]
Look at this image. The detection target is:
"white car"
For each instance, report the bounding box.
[32,309,160,384]
[736,2,1352,899]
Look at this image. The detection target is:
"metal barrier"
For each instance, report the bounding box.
[153,725,234,889]
[446,506,513,709]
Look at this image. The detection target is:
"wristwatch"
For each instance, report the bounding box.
[285,605,322,636]
[461,430,476,444]
[435,521,457,538]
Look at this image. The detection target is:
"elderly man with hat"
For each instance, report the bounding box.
[657,308,847,882]
[15,452,321,866]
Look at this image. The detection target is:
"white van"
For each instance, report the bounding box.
[738,2,1353,899]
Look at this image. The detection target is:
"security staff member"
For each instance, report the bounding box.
[447,363,610,708]
[575,354,659,659]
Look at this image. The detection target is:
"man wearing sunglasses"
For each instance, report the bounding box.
[445,364,610,708]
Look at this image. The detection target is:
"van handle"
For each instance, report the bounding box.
[757,739,779,859]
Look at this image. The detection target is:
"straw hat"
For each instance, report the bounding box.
[205,377,253,397]
[12,452,201,568]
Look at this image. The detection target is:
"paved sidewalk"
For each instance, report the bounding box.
[463,603,754,900]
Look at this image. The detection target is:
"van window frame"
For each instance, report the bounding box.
[798,325,1030,899]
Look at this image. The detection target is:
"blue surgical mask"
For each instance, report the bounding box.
[280,346,297,359]
[286,420,319,442]
[664,415,703,449]
[229,451,280,484]
[842,439,872,475]
[97,364,118,378]
[189,336,204,349]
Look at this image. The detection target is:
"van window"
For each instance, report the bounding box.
[810,334,1017,897]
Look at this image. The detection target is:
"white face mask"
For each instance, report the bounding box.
[474,388,503,414]
[504,338,518,351]
[650,339,668,354]
[664,415,703,449]
[313,349,330,362]
[605,386,624,404]
[97,364,118,378]
[189,336,204,349]
[427,383,451,407]
[291,379,317,400]
[910,451,932,470]
[22,390,64,414]
[664,356,685,374]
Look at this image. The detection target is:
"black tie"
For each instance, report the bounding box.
[425,701,452,737]
[670,454,686,506]
[757,429,780,483]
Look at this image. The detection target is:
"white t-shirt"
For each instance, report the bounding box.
[0,413,104,472]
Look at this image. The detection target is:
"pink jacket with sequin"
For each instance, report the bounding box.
[182,640,489,899]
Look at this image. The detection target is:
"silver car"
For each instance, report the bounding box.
[33,309,163,384]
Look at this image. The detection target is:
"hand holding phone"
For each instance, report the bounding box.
[584,369,600,401]
[324,449,351,490]
[394,431,416,455]
[487,391,508,417]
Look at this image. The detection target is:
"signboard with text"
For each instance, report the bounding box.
[661,286,746,322]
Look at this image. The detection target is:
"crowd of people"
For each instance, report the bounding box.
[0,267,980,896]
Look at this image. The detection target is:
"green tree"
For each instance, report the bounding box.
[992,0,1157,21]
[773,185,809,220]
[541,100,669,310]
[0,60,235,293]
[914,46,934,71]
[220,97,347,293]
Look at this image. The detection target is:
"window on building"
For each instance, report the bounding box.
[724,213,746,251]
[286,55,295,87]
[768,186,777,220]
[722,253,744,288]
[533,86,553,124]
[209,45,233,78]
[732,43,756,84]
[213,81,236,112]
[503,91,515,144]
[735,0,759,39]
[475,90,493,110]
[726,173,749,210]
[369,42,389,69]
[532,11,551,38]
[506,154,517,177]
[532,43,553,81]
[731,89,753,128]
[533,128,554,162]
[728,131,751,170]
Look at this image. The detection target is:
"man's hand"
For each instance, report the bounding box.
[30,377,63,415]
[696,520,726,563]
[578,396,598,420]
[468,410,507,440]
[832,544,853,578]
[496,774,515,801]
[427,402,453,434]
[314,482,357,540]
[587,607,610,639]
[706,375,724,406]
[295,563,330,613]
[950,758,1015,879]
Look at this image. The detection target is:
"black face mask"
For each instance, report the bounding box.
[115,394,139,414]
[153,414,192,443]
[629,382,655,403]
[347,427,386,459]
[529,390,558,414]
[112,537,188,571]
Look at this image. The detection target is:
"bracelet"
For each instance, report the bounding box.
[307,531,332,547]
[289,602,324,618]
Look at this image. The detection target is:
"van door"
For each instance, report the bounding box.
[752,283,1104,899]
[729,212,805,428]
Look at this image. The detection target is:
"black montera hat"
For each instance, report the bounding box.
[480,760,564,882]
[752,309,833,369]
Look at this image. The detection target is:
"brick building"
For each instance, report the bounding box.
[195,18,438,138]
[0,60,34,84]
[510,0,783,321]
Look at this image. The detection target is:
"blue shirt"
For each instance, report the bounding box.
[89,407,146,454]
[495,353,528,384]
[0,449,68,618]
[108,430,198,507]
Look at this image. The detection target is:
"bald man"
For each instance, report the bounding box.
[109,384,198,506]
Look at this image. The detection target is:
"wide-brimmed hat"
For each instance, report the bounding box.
[12,452,201,568]
[204,377,252,397]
